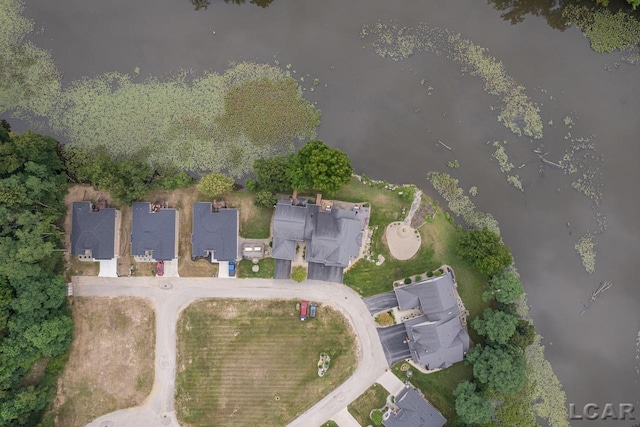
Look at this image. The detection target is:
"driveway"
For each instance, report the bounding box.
[98,259,117,277]
[307,262,344,283]
[363,291,398,315]
[74,277,388,427]
[274,259,291,279]
[377,324,411,366]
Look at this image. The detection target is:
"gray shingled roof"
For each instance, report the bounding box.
[272,201,362,271]
[404,316,468,369]
[131,202,177,261]
[191,203,238,261]
[70,202,116,260]
[394,273,459,321]
[383,387,446,427]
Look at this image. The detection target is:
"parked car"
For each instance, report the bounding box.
[300,301,308,321]
[229,261,236,277]
[156,260,164,276]
[310,302,317,318]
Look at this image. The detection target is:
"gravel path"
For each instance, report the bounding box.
[75,277,388,427]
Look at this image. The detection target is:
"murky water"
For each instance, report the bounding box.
[9,0,640,423]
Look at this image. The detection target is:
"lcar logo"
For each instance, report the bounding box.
[568,403,636,421]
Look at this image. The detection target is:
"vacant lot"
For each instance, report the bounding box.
[347,383,388,426]
[175,299,356,426]
[49,297,155,427]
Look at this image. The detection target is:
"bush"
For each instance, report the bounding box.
[426,271,434,277]
[415,275,421,281]
[245,178,258,191]
[404,277,412,284]
[371,409,383,425]
[154,171,194,190]
[254,189,277,208]
[435,269,444,276]
[198,172,234,199]
[291,266,307,282]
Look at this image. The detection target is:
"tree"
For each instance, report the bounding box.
[290,266,307,282]
[458,227,513,276]
[453,381,495,425]
[254,190,276,208]
[472,308,519,346]
[509,318,536,350]
[254,156,292,193]
[483,268,524,303]
[198,172,234,199]
[286,140,353,195]
[466,345,527,394]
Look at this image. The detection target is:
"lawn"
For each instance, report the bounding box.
[237,257,275,278]
[225,190,273,239]
[175,299,356,426]
[49,298,155,427]
[347,383,389,426]
[392,361,473,426]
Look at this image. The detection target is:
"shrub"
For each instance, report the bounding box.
[154,171,195,190]
[415,275,421,281]
[290,266,307,282]
[254,189,277,208]
[245,178,258,191]
[426,271,434,278]
[435,269,444,276]
[404,277,412,284]
[198,172,234,199]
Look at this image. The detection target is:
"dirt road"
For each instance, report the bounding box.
[77,277,388,427]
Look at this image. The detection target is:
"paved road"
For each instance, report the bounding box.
[75,277,388,427]
[377,324,411,366]
[363,291,399,315]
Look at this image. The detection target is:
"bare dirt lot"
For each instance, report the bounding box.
[175,299,356,427]
[49,297,156,427]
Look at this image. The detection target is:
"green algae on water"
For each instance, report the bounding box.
[563,5,640,53]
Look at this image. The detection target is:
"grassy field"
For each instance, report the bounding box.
[392,361,472,426]
[347,384,388,426]
[175,300,356,426]
[225,190,273,239]
[237,257,275,278]
[49,298,155,427]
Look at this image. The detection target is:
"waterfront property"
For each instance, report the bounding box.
[382,385,446,427]
[395,272,470,371]
[131,202,178,262]
[70,201,120,261]
[191,202,239,278]
[272,196,364,282]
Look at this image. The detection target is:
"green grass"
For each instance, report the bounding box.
[392,361,472,426]
[175,299,356,427]
[321,421,339,427]
[347,384,388,426]
[225,190,273,239]
[237,257,275,278]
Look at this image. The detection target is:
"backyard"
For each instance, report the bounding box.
[174,299,356,426]
[48,297,155,427]
[225,190,274,239]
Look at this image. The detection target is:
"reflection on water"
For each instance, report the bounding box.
[191,0,274,10]
[486,0,570,29]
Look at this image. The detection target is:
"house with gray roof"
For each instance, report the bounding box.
[191,202,238,262]
[70,201,120,261]
[394,272,470,370]
[272,200,363,282]
[383,386,446,427]
[131,202,178,262]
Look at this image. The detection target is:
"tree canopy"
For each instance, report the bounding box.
[472,308,519,346]
[286,140,353,195]
[466,345,527,394]
[483,268,524,303]
[0,129,72,426]
[254,155,292,193]
[458,227,513,276]
[453,381,495,425]
[198,172,234,199]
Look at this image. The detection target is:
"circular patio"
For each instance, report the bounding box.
[385,222,421,260]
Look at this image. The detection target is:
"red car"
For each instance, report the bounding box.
[300,301,308,321]
[156,260,164,276]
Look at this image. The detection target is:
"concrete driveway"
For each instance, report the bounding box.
[377,324,411,366]
[363,291,398,315]
[75,277,388,427]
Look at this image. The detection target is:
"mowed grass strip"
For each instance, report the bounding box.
[49,297,155,427]
[347,384,388,426]
[175,300,356,426]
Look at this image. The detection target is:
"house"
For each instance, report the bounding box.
[70,201,120,261]
[272,199,363,282]
[191,202,238,262]
[394,273,470,370]
[383,386,446,427]
[131,202,178,262]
